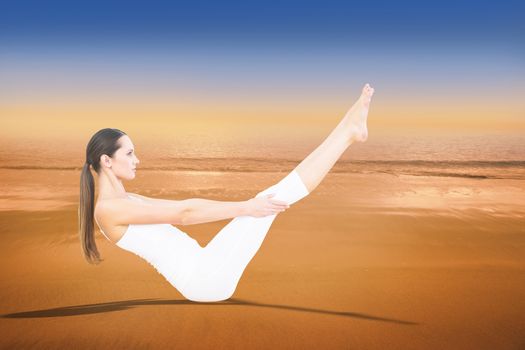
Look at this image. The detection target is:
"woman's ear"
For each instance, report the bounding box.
[100,155,112,168]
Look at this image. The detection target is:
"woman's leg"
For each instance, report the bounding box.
[294,83,374,192]
[178,84,375,302]
[178,170,309,302]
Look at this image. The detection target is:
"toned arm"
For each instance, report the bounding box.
[125,193,247,225]
[99,196,191,226]
[182,198,248,225]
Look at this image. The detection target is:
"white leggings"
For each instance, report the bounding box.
[176,169,310,302]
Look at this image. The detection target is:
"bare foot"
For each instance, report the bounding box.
[346,83,374,142]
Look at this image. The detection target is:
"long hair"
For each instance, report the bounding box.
[79,128,127,264]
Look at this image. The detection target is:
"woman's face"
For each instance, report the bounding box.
[102,135,140,180]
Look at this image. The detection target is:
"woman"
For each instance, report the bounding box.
[79,83,374,302]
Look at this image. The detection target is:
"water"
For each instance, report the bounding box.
[1,133,524,179]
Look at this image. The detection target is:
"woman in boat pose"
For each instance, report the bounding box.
[79,83,375,302]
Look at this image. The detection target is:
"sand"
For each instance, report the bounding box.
[1,169,524,349]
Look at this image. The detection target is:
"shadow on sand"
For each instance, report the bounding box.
[1,298,419,325]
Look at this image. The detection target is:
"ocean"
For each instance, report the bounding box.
[1,132,524,179]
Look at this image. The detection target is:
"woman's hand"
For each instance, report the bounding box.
[244,194,290,217]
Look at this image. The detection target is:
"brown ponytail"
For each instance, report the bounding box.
[79,162,101,264]
[78,128,126,264]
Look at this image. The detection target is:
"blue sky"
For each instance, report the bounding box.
[1,0,523,51]
[1,0,524,142]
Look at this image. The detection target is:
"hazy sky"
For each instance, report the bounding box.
[1,0,524,145]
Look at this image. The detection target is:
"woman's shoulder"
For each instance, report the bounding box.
[94,198,133,243]
[94,195,134,224]
[95,192,186,227]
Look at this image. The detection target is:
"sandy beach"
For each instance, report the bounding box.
[2,0,524,345]
[1,166,524,349]
[1,0,524,346]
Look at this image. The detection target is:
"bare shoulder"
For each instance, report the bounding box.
[96,193,188,227]
[94,196,132,225]
[94,198,132,242]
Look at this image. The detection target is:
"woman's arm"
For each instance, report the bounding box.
[98,197,189,226]
[128,193,289,225]
[183,198,248,225]
[128,193,247,224]
[184,195,289,225]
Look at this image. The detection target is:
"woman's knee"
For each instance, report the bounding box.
[255,170,309,206]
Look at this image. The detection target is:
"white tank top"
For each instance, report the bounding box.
[95,194,201,289]
[95,194,199,249]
